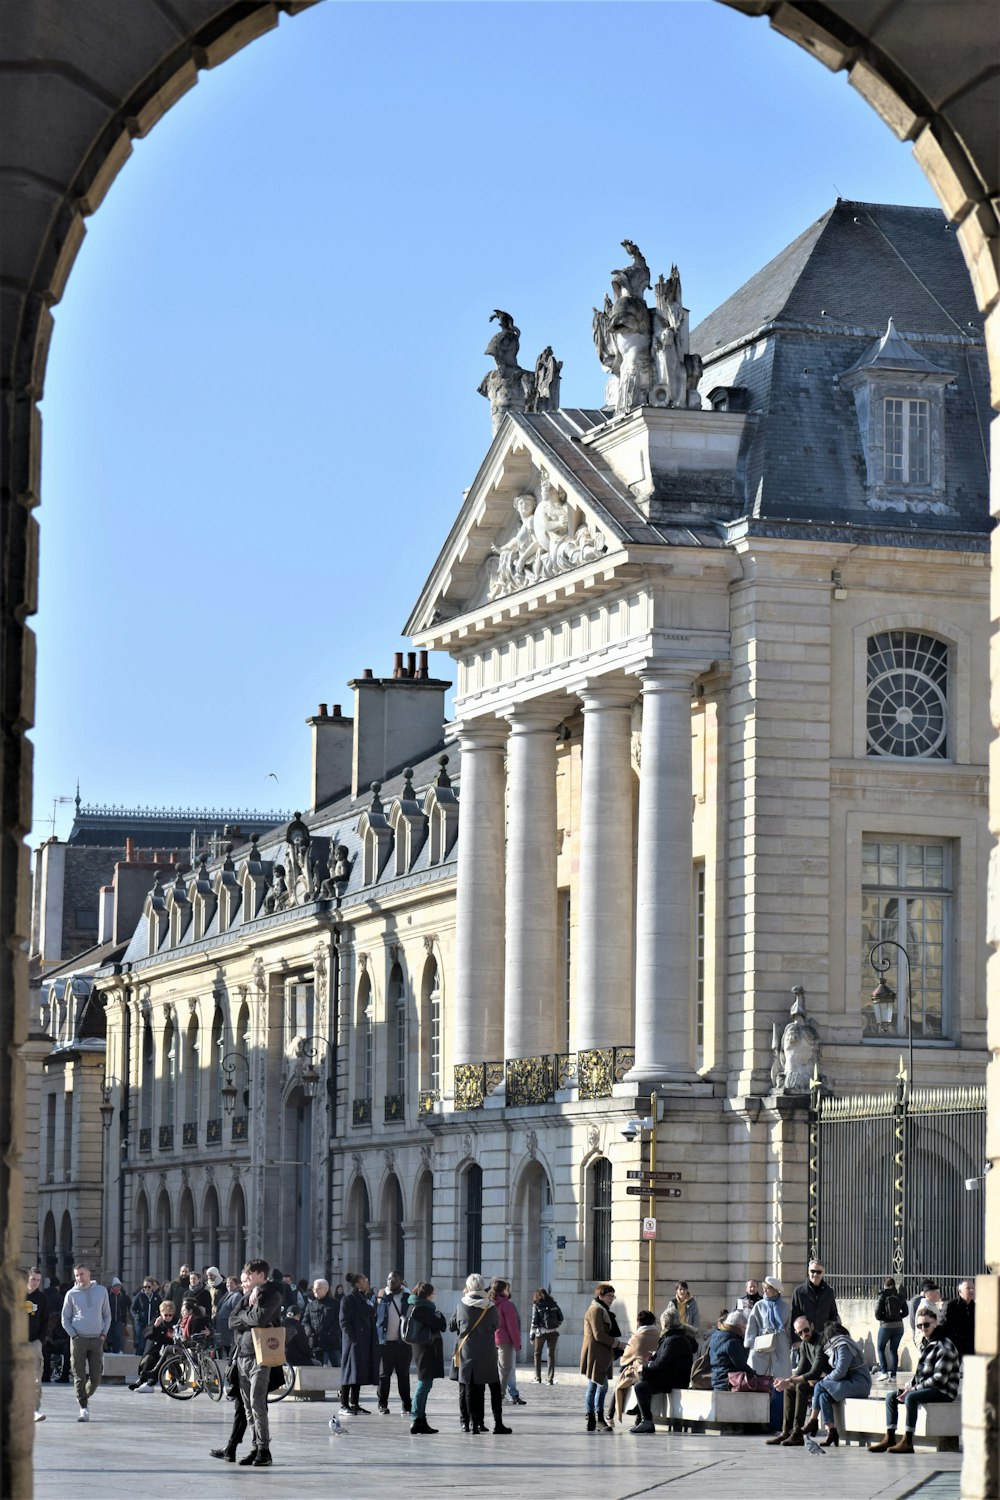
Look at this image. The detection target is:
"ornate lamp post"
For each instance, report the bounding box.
[869,939,915,1087]
[100,1075,126,1276]
[220,1051,250,1118]
[295,1035,335,1281]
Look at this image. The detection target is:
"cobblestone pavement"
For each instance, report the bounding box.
[32,1381,962,1500]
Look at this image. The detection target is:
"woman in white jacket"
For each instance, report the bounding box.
[743,1276,791,1380]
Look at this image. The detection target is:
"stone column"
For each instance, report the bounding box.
[504,704,561,1059]
[627,667,697,1082]
[453,721,507,1066]
[574,680,636,1051]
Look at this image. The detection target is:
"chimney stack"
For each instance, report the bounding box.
[348,655,452,798]
[306,701,354,812]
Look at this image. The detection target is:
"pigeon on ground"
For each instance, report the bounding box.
[803,1434,825,1456]
[329,1414,343,1434]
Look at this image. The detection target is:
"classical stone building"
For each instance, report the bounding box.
[76,204,990,1351]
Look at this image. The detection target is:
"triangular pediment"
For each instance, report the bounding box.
[406,412,630,638]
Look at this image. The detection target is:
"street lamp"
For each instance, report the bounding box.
[220,1051,250,1118]
[294,1035,335,1283]
[868,939,914,1086]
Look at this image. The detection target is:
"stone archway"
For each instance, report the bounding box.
[1,6,997,1498]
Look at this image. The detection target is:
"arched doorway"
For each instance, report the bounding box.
[134,1191,150,1281]
[413,1171,434,1281]
[228,1182,246,1273]
[178,1186,195,1267]
[514,1161,554,1296]
[58,1210,74,1283]
[380,1173,405,1281]
[154,1189,172,1284]
[42,1211,57,1285]
[202,1185,220,1271]
[281,1087,313,1277]
[346,1177,371,1277]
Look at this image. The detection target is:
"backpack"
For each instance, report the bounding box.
[400,1308,434,1345]
[540,1298,563,1332]
[879,1291,907,1323]
[689,1345,714,1390]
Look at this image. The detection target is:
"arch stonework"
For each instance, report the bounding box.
[0,4,996,1496]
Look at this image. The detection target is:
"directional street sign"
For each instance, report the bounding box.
[626,1170,682,1181]
[626,1185,682,1198]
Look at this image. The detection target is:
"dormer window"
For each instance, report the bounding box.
[884,397,929,485]
[840,318,954,514]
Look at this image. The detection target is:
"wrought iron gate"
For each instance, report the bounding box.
[809,1066,986,1299]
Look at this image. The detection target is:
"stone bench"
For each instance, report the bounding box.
[288,1366,341,1400]
[100,1354,141,1384]
[842,1395,962,1450]
[649,1388,771,1430]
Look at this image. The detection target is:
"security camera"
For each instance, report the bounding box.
[622,1120,640,1142]
[964,1177,982,1192]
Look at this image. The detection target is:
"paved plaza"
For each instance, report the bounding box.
[32,1380,961,1500]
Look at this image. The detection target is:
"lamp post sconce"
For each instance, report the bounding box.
[220,1051,250,1118]
[868,939,914,1085]
[295,1035,334,1103]
[99,1075,128,1159]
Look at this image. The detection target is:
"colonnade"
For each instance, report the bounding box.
[452,664,702,1086]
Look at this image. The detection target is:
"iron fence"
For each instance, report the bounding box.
[810,1070,986,1300]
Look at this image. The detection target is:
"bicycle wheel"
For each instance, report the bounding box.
[266,1363,295,1402]
[199,1351,224,1402]
[159,1353,198,1399]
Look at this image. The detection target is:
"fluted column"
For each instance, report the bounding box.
[575,680,636,1051]
[504,704,561,1059]
[628,667,697,1082]
[453,720,507,1066]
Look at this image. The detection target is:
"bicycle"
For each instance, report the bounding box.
[159,1334,224,1402]
[266,1363,296,1402]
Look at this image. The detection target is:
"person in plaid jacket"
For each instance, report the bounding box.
[870,1303,960,1454]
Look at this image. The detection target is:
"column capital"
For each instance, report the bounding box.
[453,717,509,750]
[633,660,708,694]
[505,700,564,734]
[577,677,638,712]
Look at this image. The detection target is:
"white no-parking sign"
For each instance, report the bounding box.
[642,1217,657,1240]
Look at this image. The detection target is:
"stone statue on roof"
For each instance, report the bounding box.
[478,311,562,433]
[593,242,702,416]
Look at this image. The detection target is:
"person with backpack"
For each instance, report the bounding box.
[529,1287,563,1384]
[873,1276,908,1381]
[401,1281,447,1434]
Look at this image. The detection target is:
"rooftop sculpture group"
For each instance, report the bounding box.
[478,311,562,433]
[592,240,703,417]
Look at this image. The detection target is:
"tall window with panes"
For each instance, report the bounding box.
[861,839,950,1040]
[884,397,930,486]
[558,890,572,1051]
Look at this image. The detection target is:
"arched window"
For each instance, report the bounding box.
[178,1186,195,1266]
[866,631,948,759]
[462,1164,483,1276]
[210,1006,224,1122]
[356,971,373,1109]
[590,1158,612,1281]
[134,1191,150,1281]
[202,1186,219,1268]
[387,963,406,1108]
[161,1017,176,1143]
[229,1182,246,1270]
[140,1020,154,1130]
[421,959,441,1098]
[347,1177,371,1273]
[382,1172,405,1278]
[183,1013,199,1127]
[414,1171,433,1279]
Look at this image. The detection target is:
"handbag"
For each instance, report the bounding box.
[251,1324,286,1367]
[451,1305,490,1377]
[728,1370,772,1393]
[401,1309,433,1345]
[753,1331,776,1354]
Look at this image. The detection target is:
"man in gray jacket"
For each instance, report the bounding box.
[61,1265,111,1422]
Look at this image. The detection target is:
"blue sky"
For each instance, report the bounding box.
[33,0,940,838]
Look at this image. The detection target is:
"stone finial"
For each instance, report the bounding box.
[369,781,383,812]
[435,755,451,788]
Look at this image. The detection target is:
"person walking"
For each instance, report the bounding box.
[403,1281,447,1434]
[61,1264,111,1422]
[450,1273,509,1435]
[164,1264,191,1309]
[26,1268,46,1423]
[490,1279,525,1405]
[376,1270,412,1415]
[873,1277,908,1380]
[802,1320,872,1447]
[228,1258,285,1468]
[942,1280,976,1357]
[130,1278,160,1359]
[339,1272,379,1415]
[629,1310,697,1433]
[580,1283,619,1433]
[528,1288,563,1384]
[210,1271,253,1463]
[744,1275,792,1382]
[106,1278,130,1354]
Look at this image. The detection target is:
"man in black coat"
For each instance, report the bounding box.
[942,1280,976,1357]
[303,1278,341,1366]
[228,1259,285,1468]
[789,1261,838,1343]
[339,1272,378,1415]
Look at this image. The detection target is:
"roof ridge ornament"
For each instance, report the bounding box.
[592,241,702,416]
[477,310,562,434]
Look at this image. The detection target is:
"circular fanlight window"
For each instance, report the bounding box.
[867,631,947,758]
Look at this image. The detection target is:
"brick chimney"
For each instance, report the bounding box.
[306,702,355,812]
[348,652,450,798]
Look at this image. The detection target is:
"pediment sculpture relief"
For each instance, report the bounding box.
[487,473,607,601]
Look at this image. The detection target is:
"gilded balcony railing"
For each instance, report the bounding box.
[232,1115,248,1142]
[182,1121,198,1147]
[206,1118,222,1145]
[384,1094,404,1123]
[352,1097,372,1126]
[418,1089,439,1117]
[506,1055,555,1107]
[454,1064,485,1110]
[138,1127,151,1153]
[158,1125,173,1150]
[577,1046,635,1100]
